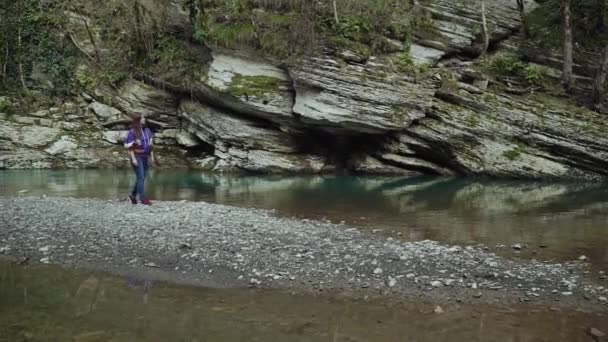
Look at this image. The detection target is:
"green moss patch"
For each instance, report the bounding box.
[227,74,287,99]
[502,144,525,161]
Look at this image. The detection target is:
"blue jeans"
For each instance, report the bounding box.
[131,156,149,200]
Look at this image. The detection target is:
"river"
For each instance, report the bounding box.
[1,170,607,269]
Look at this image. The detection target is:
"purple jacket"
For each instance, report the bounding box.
[124,128,153,156]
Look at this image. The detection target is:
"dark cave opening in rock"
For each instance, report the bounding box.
[183,139,215,159]
[291,129,394,174]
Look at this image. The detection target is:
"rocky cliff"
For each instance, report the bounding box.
[2,0,608,180]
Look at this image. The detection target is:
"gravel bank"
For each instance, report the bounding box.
[1,197,607,308]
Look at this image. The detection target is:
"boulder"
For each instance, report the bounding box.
[290,56,432,134]
[88,102,123,121]
[179,100,326,173]
[102,131,128,145]
[410,43,445,65]
[419,0,536,55]
[206,51,294,121]
[30,109,50,117]
[175,130,200,148]
[16,126,61,148]
[113,79,179,124]
[45,136,78,156]
[192,156,217,170]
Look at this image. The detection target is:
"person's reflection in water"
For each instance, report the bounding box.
[127,276,153,304]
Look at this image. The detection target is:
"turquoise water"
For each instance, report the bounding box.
[1,170,607,268]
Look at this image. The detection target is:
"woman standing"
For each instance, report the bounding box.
[124,115,155,205]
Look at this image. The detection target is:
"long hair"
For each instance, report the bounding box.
[131,116,143,140]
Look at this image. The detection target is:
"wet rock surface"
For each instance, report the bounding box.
[1,196,606,310]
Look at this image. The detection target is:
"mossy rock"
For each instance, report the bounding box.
[227,74,287,99]
[502,144,525,161]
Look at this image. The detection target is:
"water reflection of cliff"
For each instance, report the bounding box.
[1,171,607,265]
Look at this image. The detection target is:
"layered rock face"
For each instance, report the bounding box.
[2,0,607,179]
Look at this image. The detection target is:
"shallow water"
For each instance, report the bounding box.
[0,260,606,342]
[1,170,607,269]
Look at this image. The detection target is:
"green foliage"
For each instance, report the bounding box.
[328,36,371,59]
[410,6,438,40]
[503,147,523,161]
[32,31,79,92]
[482,54,525,76]
[0,0,78,94]
[151,36,188,65]
[0,97,12,113]
[395,52,430,77]
[200,0,418,59]
[397,52,415,71]
[337,16,373,43]
[481,54,547,84]
[193,13,209,44]
[527,0,608,51]
[522,64,548,84]
[502,142,526,161]
[207,22,258,48]
[75,69,97,91]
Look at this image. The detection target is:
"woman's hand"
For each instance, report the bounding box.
[131,157,138,167]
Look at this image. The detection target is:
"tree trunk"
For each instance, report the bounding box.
[516,0,529,37]
[562,0,574,91]
[480,0,489,55]
[17,24,27,91]
[333,0,339,24]
[592,44,608,106]
[1,44,8,85]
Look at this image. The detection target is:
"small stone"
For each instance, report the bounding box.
[599,296,607,303]
[579,255,588,261]
[434,306,444,314]
[179,243,192,250]
[373,268,383,275]
[588,327,606,339]
[511,244,522,250]
[144,262,158,267]
[561,291,573,296]
[431,280,443,288]
[30,109,50,117]
[448,246,462,253]
[388,277,397,288]
[250,278,261,285]
[473,292,482,298]
[82,92,93,101]
[406,273,416,279]
[39,246,50,253]
[40,257,50,264]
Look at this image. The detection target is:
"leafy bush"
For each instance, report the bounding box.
[482,54,547,84]
[484,54,525,76]
[522,64,548,84]
[0,0,78,94]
